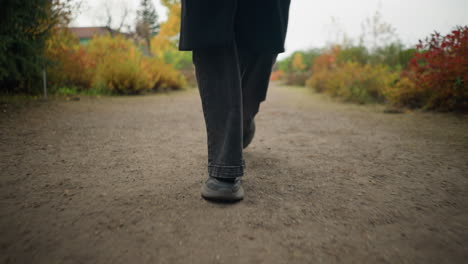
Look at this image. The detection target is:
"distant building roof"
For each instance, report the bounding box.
[68,27,114,39]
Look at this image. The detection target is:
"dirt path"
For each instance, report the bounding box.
[1,83,467,264]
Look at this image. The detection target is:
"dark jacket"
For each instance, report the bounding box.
[178,0,291,53]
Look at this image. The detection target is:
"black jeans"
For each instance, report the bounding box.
[192,42,277,179]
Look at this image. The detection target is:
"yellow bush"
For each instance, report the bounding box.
[307,61,398,103]
[141,58,186,91]
[95,53,150,94]
[45,31,187,95]
[88,35,150,94]
[87,34,186,94]
[292,53,307,72]
[382,75,424,107]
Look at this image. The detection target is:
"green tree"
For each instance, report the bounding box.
[0,0,77,93]
[136,0,160,53]
[277,49,321,74]
[337,46,369,65]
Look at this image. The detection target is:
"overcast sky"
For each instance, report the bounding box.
[72,0,468,58]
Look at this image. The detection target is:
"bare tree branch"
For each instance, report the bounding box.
[117,6,129,32]
[104,1,112,29]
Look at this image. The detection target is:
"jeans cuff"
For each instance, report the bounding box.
[208,159,246,178]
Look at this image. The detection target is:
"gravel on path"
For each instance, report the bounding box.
[1,83,467,264]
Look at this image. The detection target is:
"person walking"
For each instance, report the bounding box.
[179,0,291,202]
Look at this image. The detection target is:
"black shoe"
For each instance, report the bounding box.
[201,176,244,202]
[243,118,256,149]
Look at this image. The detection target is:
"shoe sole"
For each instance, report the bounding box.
[201,184,244,202]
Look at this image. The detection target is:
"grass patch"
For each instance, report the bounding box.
[53,86,113,96]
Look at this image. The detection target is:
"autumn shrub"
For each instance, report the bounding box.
[307,47,399,103]
[346,63,397,103]
[400,26,467,111]
[309,62,398,103]
[382,72,422,107]
[85,34,186,94]
[284,72,309,86]
[276,49,322,86]
[155,66,186,91]
[306,49,339,93]
[45,32,186,95]
[157,50,194,86]
[86,35,150,94]
[45,28,94,90]
[336,46,369,65]
[142,57,186,91]
[270,70,284,81]
[94,54,149,95]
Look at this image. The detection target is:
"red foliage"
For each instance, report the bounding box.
[312,46,340,73]
[408,26,468,110]
[270,70,284,81]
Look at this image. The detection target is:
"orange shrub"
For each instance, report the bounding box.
[45,28,94,89]
[270,70,284,81]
